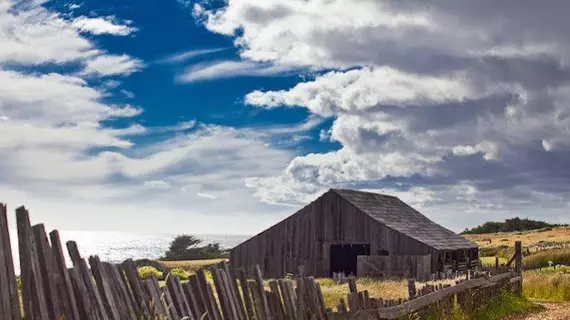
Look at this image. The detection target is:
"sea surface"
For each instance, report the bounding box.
[7,230,250,274]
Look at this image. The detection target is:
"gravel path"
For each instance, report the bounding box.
[506,302,570,320]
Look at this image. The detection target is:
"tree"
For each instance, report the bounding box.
[162,234,228,261]
[167,235,202,256]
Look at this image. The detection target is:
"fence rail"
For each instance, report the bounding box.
[0,204,523,320]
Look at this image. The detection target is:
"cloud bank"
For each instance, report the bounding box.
[196,0,570,228]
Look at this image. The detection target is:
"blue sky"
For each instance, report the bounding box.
[2,0,570,235]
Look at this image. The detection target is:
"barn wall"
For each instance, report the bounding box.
[231,191,435,278]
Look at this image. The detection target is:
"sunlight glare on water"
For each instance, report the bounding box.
[7,229,249,274]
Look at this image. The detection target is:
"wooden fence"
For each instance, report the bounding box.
[0,204,523,320]
[356,255,431,281]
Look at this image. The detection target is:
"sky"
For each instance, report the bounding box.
[2,0,570,235]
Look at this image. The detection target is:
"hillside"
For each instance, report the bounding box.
[461,217,567,235]
[463,226,570,248]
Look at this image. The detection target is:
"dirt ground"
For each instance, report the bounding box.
[506,302,570,320]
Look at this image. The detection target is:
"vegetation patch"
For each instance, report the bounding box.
[468,292,542,320]
[158,258,225,273]
[523,248,570,269]
[524,267,570,302]
[161,234,228,261]
[461,217,566,234]
[169,268,191,281]
[137,266,164,280]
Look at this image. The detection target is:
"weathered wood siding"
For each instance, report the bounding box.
[231,191,434,278]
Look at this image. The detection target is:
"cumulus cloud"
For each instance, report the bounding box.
[0,0,296,233]
[71,16,137,36]
[81,54,144,77]
[198,0,570,229]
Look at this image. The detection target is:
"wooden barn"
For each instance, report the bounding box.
[231,189,478,279]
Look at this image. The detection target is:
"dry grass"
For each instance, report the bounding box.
[315,278,407,308]
[524,267,570,302]
[464,226,570,248]
[480,256,509,266]
[523,248,570,270]
[157,258,227,272]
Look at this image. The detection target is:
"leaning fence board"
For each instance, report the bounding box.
[223,261,247,320]
[0,204,20,320]
[67,241,107,320]
[32,224,61,320]
[183,279,202,319]
[50,230,81,320]
[254,264,271,320]
[17,206,50,320]
[237,268,255,320]
[107,263,137,320]
[90,255,121,320]
[121,259,150,318]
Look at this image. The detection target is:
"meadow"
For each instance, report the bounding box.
[463,226,570,248]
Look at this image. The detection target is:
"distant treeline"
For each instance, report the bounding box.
[461,217,568,234]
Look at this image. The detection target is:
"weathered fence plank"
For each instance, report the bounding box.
[17,206,50,320]
[0,204,20,320]
[67,241,107,320]
[32,224,61,320]
[50,230,81,320]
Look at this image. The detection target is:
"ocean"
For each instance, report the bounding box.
[7,230,250,274]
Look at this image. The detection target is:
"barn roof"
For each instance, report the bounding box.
[332,189,478,250]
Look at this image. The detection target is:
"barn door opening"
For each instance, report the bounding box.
[329,243,370,277]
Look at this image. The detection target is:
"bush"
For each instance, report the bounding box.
[170,268,190,281]
[138,266,163,280]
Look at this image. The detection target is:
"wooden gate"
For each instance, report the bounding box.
[357,255,431,281]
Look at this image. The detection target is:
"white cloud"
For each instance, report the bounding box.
[143,180,171,189]
[246,67,479,116]
[198,0,570,227]
[156,47,229,64]
[0,2,97,64]
[120,89,135,99]
[0,0,298,233]
[71,16,136,36]
[178,60,298,82]
[197,193,217,199]
[81,54,144,77]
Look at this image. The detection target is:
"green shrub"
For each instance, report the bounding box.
[169,268,190,281]
[138,266,163,280]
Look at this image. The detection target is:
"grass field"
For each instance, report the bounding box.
[464,226,570,248]
[523,266,570,302]
[480,256,508,266]
[158,258,227,272]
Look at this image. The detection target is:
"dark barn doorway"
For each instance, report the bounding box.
[330,243,370,276]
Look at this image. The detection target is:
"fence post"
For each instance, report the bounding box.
[515,241,523,295]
